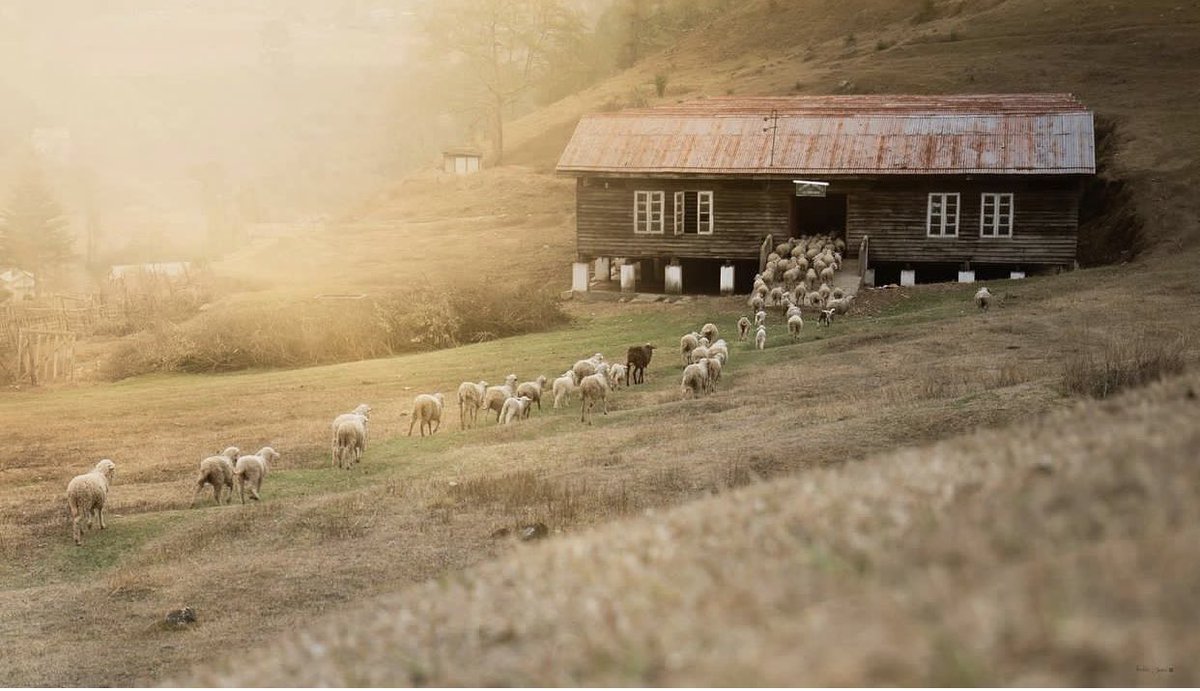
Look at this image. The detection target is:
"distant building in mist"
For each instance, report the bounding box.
[442,146,483,175]
[0,268,36,301]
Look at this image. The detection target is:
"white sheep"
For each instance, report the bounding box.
[788,314,804,341]
[786,303,803,321]
[737,316,751,341]
[552,370,577,408]
[708,339,729,365]
[334,416,366,468]
[572,354,605,382]
[500,395,534,425]
[820,265,835,284]
[516,375,548,411]
[805,290,824,308]
[769,287,784,306]
[457,380,488,430]
[700,322,719,342]
[680,333,700,365]
[483,374,519,422]
[330,404,371,465]
[66,459,116,546]
[755,325,767,350]
[805,268,818,286]
[690,345,710,364]
[975,286,992,311]
[579,363,610,424]
[704,356,723,393]
[680,361,709,398]
[827,294,856,315]
[234,447,278,504]
[409,393,445,436]
[749,294,765,312]
[754,310,767,328]
[195,446,240,504]
[606,363,628,390]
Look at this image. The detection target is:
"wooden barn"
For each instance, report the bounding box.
[556,94,1096,293]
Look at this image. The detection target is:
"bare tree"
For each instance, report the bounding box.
[422,0,581,164]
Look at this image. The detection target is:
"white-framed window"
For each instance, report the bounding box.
[673,190,715,235]
[634,191,664,234]
[927,192,960,237]
[980,193,1014,237]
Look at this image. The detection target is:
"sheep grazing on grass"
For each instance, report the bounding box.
[827,294,856,316]
[805,290,824,308]
[788,314,804,341]
[820,266,835,284]
[737,316,751,341]
[755,310,767,328]
[819,309,835,327]
[234,447,278,504]
[749,294,765,312]
[680,333,700,366]
[579,363,610,425]
[755,325,767,350]
[831,287,845,300]
[552,370,577,408]
[680,361,709,399]
[625,344,655,385]
[330,404,371,465]
[572,354,605,383]
[704,357,723,393]
[409,393,445,436]
[501,395,534,425]
[768,287,784,306]
[334,416,366,468]
[700,322,719,342]
[483,375,519,423]
[975,286,993,311]
[607,363,628,390]
[457,381,488,430]
[66,459,116,546]
[516,375,548,411]
[195,447,239,504]
[786,303,803,321]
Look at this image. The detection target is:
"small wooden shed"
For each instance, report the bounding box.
[556,94,1096,293]
[442,146,483,175]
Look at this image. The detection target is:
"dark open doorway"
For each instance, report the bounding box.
[789,193,847,238]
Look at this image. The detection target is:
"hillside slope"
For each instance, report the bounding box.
[505,0,1200,253]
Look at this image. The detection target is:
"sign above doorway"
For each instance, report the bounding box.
[793,180,829,197]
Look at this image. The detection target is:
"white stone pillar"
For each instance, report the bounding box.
[900,269,916,287]
[572,262,590,292]
[957,270,976,283]
[863,268,876,287]
[719,264,735,296]
[620,264,636,292]
[594,257,611,283]
[664,264,683,295]
[1009,271,1026,280]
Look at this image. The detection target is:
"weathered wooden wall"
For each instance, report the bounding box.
[575,177,789,261]
[574,175,1083,266]
[842,176,1082,266]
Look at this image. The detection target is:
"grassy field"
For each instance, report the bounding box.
[1,259,1197,685]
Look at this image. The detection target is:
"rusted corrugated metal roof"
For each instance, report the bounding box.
[556,94,1095,175]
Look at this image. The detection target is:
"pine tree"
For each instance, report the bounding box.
[0,169,73,295]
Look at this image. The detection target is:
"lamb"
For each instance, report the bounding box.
[607,363,628,390]
[975,286,992,311]
[552,370,577,408]
[700,322,719,342]
[625,343,655,385]
[483,374,520,422]
[680,333,700,366]
[579,363,610,424]
[330,404,371,465]
[500,395,534,425]
[409,393,446,436]
[755,325,767,350]
[66,459,116,546]
[516,375,548,411]
[195,447,240,505]
[680,361,709,398]
[737,316,751,341]
[334,416,366,468]
[754,310,767,328]
[457,380,488,430]
[234,447,279,504]
[819,309,835,327]
[704,356,723,393]
[788,314,804,341]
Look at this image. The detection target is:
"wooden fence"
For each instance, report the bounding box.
[15,328,77,385]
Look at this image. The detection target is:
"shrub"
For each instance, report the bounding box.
[1062,336,1187,399]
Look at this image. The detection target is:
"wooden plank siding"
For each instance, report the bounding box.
[843,176,1082,266]
[575,175,1083,266]
[576,177,789,261]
